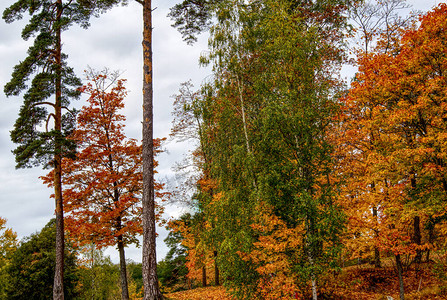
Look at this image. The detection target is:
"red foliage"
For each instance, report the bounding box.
[42,73,167,248]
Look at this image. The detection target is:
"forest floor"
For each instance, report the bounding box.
[164,286,230,300]
[164,257,447,299]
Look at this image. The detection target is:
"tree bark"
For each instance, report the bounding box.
[371,182,381,268]
[372,205,381,268]
[413,216,422,264]
[395,254,405,300]
[202,266,207,287]
[214,250,219,286]
[142,0,162,299]
[53,1,64,298]
[306,219,317,300]
[410,175,422,264]
[118,235,130,300]
[425,217,435,262]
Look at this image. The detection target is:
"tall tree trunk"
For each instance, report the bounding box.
[214,250,219,286]
[118,235,130,300]
[53,1,64,298]
[142,0,162,299]
[395,254,405,300]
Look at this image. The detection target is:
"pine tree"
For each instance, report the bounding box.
[3,1,120,298]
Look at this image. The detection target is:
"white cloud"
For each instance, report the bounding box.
[0,0,438,264]
[0,0,209,263]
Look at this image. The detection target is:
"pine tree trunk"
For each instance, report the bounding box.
[53,1,64,298]
[142,0,162,299]
[395,254,405,300]
[118,236,130,300]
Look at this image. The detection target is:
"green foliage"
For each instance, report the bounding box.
[75,245,121,300]
[158,213,190,292]
[4,0,78,168]
[127,261,143,296]
[168,3,447,299]
[168,0,221,44]
[170,0,355,297]
[5,219,79,300]
[2,0,123,169]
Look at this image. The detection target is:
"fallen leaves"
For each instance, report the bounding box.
[165,286,232,300]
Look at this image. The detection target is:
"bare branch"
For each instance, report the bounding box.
[46,113,56,132]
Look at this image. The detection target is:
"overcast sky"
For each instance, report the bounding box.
[0,0,442,264]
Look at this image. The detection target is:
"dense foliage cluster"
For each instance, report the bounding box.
[2,0,447,299]
[0,219,145,300]
[168,2,447,300]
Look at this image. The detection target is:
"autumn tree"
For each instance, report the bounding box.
[3,1,123,298]
[42,70,165,300]
[329,0,419,272]
[170,1,356,299]
[337,0,416,270]
[341,4,447,299]
[0,218,18,299]
[72,0,165,296]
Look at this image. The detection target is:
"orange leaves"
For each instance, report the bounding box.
[197,178,217,194]
[165,286,232,300]
[336,3,447,264]
[239,202,303,300]
[43,72,167,249]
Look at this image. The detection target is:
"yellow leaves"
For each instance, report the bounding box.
[168,216,218,286]
[165,286,232,300]
[0,217,18,258]
[197,178,218,193]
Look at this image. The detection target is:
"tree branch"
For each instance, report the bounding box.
[32,101,56,108]
[46,113,56,132]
